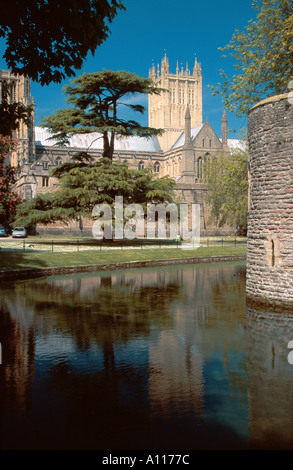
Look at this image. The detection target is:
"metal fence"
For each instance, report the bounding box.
[0,237,247,253]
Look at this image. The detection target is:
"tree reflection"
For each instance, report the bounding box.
[8,275,182,355]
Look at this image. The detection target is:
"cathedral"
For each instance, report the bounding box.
[3,55,242,233]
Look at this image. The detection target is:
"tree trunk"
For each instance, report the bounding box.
[102,131,113,161]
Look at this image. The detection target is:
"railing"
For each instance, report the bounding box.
[0,236,247,253]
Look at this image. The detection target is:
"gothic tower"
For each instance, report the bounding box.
[0,69,35,166]
[148,53,202,152]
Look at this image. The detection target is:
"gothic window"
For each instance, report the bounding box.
[42,176,49,187]
[178,157,182,174]
[12,81,16,102]
[154,161,160,173]
[209,139,212,148]
[138,161,144,171]
[170,88,175,104]
[43,161,48,170]
[202,139,205,147]
[197,157,202,179]
[173,159,176,176]
[55,157,62,166]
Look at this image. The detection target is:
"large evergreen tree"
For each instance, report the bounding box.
[42,70,165,161]
[210,0,293,116]
[15,158,176,230]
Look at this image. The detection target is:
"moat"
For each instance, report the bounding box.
[0,260,293,450]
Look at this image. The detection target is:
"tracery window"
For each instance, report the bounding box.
[153,161,160,173]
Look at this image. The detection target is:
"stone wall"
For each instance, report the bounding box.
[246,93,293,307]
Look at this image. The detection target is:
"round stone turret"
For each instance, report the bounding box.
[246,92,293,308]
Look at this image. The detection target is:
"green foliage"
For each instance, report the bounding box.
[205,145,249,235]
[0,81,33,137]
[0,135,22,226]
[0,0,125,85]
[210,0,293,116]
[15,159,176,229]
[42,70,165,160]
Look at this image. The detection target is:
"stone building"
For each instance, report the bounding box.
[246,92,293,307]
[0,69,35,166]
[148,53,202,152]
[2,56,243,234]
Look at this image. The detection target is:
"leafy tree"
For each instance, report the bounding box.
[210,0,293,116]
[0,135,22,226]
[42,70,165,161]
[15,158,176,230]
[0,0,125,85]
[204,145,249,235]
[0,80,33,137]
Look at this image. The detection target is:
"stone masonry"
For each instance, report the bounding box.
[246,93,293,307]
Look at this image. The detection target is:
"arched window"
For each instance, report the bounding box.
[172,159,176,177]
[55,157,62,166]
[197,157,202,179]
[178,157,182,175]
[153,161,160,173]
[138,161,144,171]
[42,176,49,187]
[203,153,210,181]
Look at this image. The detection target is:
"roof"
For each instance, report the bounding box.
[225,138,247,151]
[171,124,204,149]
[171,125,246,152]
[34,127,163,153]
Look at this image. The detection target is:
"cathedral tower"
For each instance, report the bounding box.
[148,53,202,152]
[0,69,35,166]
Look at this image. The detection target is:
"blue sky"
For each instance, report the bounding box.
[0,0,256,139]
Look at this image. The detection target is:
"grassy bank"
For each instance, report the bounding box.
[0,245,246,271]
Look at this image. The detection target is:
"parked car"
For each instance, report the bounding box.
[0,226,9,237]
[12,227,27,238]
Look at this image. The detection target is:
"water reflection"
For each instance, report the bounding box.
[0,261,292,449]
[246,304,293,449]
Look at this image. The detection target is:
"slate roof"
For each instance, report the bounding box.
[34,127,163,153]
[170,124,204,149]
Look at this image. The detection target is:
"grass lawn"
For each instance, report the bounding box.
[0,245,247,271]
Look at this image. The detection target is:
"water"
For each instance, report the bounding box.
[0,260,293,450]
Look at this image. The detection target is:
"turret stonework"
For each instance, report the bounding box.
[148,54,202,152]
[246,93,293,308]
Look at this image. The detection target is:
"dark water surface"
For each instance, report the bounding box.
[0,261,293,450]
